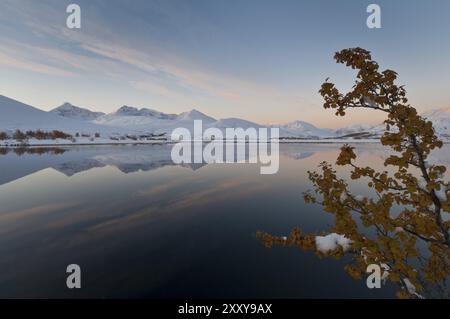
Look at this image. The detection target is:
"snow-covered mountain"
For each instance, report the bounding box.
[0,95,102,134]
[93,107,199,134]
[2,94,450,142]
[213,118,261,130]
[331,108,450,139]
[95,107,220,135]
[113,105,177,120]
[275,120,335,138]
[177,109,216,123]
[0,95,143,138]
[50,102,105,121]
[423,107,450,137]
[334,124,374,137]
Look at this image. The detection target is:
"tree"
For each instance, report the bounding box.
[0,132,9,140]
[51,130,72,140]
[13,129,27,141]
[257,48,450,299]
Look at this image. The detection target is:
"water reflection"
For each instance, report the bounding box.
[0,143,448,298]
[0,147,67,156]
[0,144,321,185]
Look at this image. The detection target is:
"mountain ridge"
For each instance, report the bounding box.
[50,102,105,121]
[1,94,450,140]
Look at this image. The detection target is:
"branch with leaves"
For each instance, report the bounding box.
[257,48,450,299]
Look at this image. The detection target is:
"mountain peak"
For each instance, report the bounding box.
[423,107,450,119]
[177,109,216,122]
[116,105,140,115]
[276,120,334,138]
[283,120,318,130]
[50,102,105,121]
[114,105,177,119]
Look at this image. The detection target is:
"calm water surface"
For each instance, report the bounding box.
[2,143,448,298]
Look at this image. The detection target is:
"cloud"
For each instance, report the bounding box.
[0,50,74,76]
[0,1,287,101]
[0,0,317,124]
[84,175,270,235]
[0,201,78,234]
[130,80,176,97]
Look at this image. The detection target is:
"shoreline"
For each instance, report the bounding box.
[1,139,383,147]
[2,139,449,147]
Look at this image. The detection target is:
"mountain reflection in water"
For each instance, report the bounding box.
[0,143,448,298]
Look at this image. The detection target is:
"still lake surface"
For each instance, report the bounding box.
[1,143,449,298]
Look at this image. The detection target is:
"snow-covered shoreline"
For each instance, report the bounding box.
[2,136,450,147]
[0,137,168,147]
[0,138,383,147]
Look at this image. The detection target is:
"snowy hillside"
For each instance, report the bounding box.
[423,107,450,138]
[2,94,450,144]
[113,105,177,119]
[334,124,375,137]
[0,95,150,146]
[0,95,366,140]
[212,118,261,130]
[94,109,190,136]
[50,103,105,121]
[0,95,109,134]
[331,108,450,139]
[94,107,214,134]
[275,120,335,138]
[177,109,216,123]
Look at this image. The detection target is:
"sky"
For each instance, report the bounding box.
[1,0,450,128]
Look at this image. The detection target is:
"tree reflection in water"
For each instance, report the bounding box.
[0,147,67,156]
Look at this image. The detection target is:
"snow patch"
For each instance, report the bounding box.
[403,278,424,299]
[315,233,352,253]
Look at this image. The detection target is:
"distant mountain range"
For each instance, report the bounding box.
[1,94,450,141]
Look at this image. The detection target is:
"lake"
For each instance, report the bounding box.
[1,143,449,298]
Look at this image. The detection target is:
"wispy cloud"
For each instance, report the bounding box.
[0,50,74,76]
[0,1,292,105]
[3,0,435,126]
